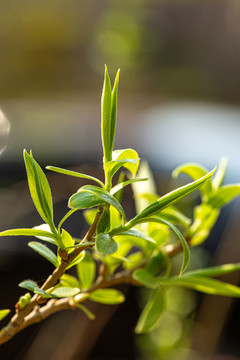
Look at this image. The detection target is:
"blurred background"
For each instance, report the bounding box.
[0,0,240,359]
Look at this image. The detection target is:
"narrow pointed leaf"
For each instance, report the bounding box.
[96,233,118,255]
[101,65,112,164]
[157,207,191,228]
[24,150,53,224]
[28,241,59,267]
[110,178,147,195]
[135,287,166,334]
[106,148,139,178]
[66,251,85,270]
[0,228,57,242]
[117,228,156,244]
[131,167,216,225]
[133,269,162,289]
[32,224,57,244]
[77,304,96,320]
[166,276,240,297]
[77,251,96,289]
[46,166,104,188]
[0,309,10,321]
[182,262,240,278]
[34,287,53,298]
[172,162,212,198]
[109,69,120,153]
[89,289,125,304]
[212,157,228,190]
[207,184,240,209]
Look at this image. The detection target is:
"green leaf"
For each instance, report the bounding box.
[0,228,57,242]
[89,289,125,304]
[146,251,166,276]
[83,209,97,226]
[34,287,53,298]
[110,178,147,195]
[117,228,156,244]
[130,167,216,225]
[142,218,190,275]
[46,166,104,188]
[182,262,240,278]
[23,150,53,225]
[135,287,166,334]
[61,229,74,251]
[77,251,96,289]
[207,184,240,209]
[76,304,96,320]
[105,149,140,178]
[28,241,59,268]
[60,274,80,288]
[101,65,112,164]
[109,69,120,154]
[97,206,110,234]
[133,269,162,289]
[172,162,212,198]
[212,157,228,190]
[69,185,126,222]
[50,287,80,298]
[19,279,38,292]
[166,276,240,297]
[96,233,118,255]
[157,207,191,228]
[0,309,10,321]
[66,251,85,270]
[32,224,57,245]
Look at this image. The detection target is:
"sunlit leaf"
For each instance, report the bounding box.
[66,251,85,270]
[207,184,240,209]
[109,69,120,154]
[76,304,96,320]
[182,262,240,278]
[106,148,139,178]
[77,251,96,289]
[117,228,156,244]
[101,65,112,164]
[135,287,166,334]
[172,162,212,199]
[110,178,147,195]
[212,157,228,190]
[0,309,10,321]
[60,274,80,288]
[130,167,216,225]
[28,241,59,268]
[133,269,162,289]
[32,224,57,245]
[46,166,104,187]
[50,287,80,298]
[34,287,53,298]
[89,289,125,304]
[24,150,53,225]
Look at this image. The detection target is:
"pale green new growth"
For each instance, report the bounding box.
[0,67,240,346]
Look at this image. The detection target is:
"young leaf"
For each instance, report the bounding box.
[133,269,162,289]
[0,228,57,242]
[105,149,140,179]
[89,289,125,304]
[60,274,80,288]
[135,287,166,334]
[110,178,147,196]
[143,218,190,275]
[130,167,216,225]
[77,251,96,289]
[181,262,240,278]
[207,184,240,209]
[166,276,240,297]
[34,287,53,298]
[69,185,126,222]
[28,241,59,268]
[66,251,85,270]
[101,65,112,164]
[96,233,118,255]
[50,287,80,298]
[23,150,53,225]
[19,279,38,292]
[46,166,104,187]
[157,207,191,228]
[68,190,104,210]
[33,224,57,245]
[172,162,212,198]
[61,229,74,251]
[212,157,228,190]
[109,69,120,154]
[0,309,10,321]
[76,304,96,320]
[117,228,156,244]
